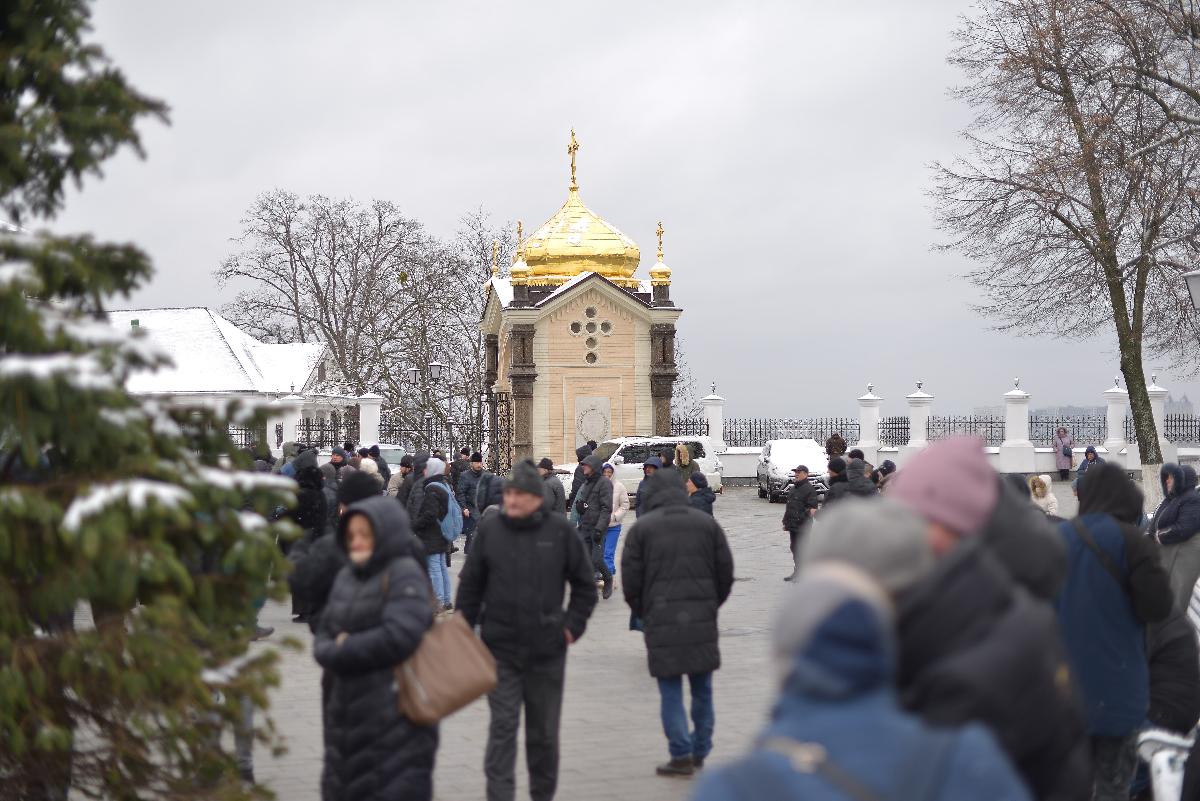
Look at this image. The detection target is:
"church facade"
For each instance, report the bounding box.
[481,131,681,466]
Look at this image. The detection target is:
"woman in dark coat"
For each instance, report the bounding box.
[314,496,437,801]
[686,471,716,516]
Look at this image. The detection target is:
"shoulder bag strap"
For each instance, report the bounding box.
[759,738,883,801]
[1071,517,1130,593]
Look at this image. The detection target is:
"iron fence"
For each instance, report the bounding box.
[296,415,361,450]
[878,416,910,447]
[1164,414,1200,446]
[1124,416,1139,444]
[670,417,710,437]
[227,423,267,449]
[723,418,859,448]
[1030,416,1106,447]
[925,416,1006,447]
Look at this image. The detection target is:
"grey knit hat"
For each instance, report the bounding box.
[801,498,935,596]
[505,460,545,496]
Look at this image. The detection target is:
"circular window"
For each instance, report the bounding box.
[585,321,597,333]
[570,321,582,334]
[585,307,597,318]
[585,337,597,348]
[585,352,598,364]
[600,321,613,334]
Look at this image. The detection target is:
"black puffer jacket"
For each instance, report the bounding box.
[288,531,347,633]
[542,472,567,515]
[457,466,483,515]
[455,507,598,666]
[688,486,716,515]
[476,470,505,514]
[314,497,437,801]
[575,455,613,539]
[897,540,1090,801]
[825,458,876,505]
[289,466,328,546]
[1150,463,1200,545]
[783,480,819,532]
[565,444,592,510]
[412,475,450,557]
[621,473,735,678]
[398,452,429,513]
[977,476,1066,601]
[1147,604,1200,734]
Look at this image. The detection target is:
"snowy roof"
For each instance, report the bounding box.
[106,307,325,395]
[487,272,652,310]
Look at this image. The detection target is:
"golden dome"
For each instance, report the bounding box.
[517,130,642,288]
[649,221,671,287]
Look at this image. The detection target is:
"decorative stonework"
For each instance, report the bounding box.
[575,396,612,445]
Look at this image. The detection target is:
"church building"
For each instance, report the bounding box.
[481,131,681,466]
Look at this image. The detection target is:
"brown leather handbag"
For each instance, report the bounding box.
[382,571,497,726]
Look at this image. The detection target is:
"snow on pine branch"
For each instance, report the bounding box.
[62,480,194,532]
[0,260,35,288]
[0,352,115,390]
[193,466,296,494]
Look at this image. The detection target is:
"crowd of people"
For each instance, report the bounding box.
[252,430,1200,801]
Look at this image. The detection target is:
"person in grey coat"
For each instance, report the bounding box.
[574,453,614,599]
[539,457,567,514]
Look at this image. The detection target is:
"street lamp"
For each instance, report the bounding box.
[1185,270,1200,310]
[428,360,447,382]
[424,410,433,450]
[407,366,420,385]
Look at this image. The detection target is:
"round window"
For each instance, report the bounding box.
[585,337,597,348]
[600,321,612,334]
[585,321,597,333]
[585,352,598,364]
[585,307,597,318]
[570,321,582,334]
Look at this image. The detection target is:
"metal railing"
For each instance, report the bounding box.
[670,417,710,437]
[926,416,1006,447]
[723,418,860,448]
[878,416,910,447]
[1031,416,1106,448]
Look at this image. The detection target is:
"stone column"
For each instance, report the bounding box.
[855,384,883,464]
[484,333,499,388]
[900,382,933,462]
[277,393,305,449]
[998,378,1035,474]
[649,323,678,436]
[700,383,726,452]
[1102,377,1129,467]
[1147,374,1178,465]
[357,393,384,445]
[508,324,537,465]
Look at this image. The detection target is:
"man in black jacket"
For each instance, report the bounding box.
[621,472,734,778]
[411,457,452,610]
[456,460,598,801]
[538,457,567,514]
[564,443,593,512]
[781,465,818,581]
[574,453,614,599]
[457,452,484,553]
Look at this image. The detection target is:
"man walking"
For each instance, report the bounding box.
[573,453,614,599]
[457,452,485,553]
[539,457,567,514]
[781,465,818,581]
[456,460,598,801]
[621,471,735,777]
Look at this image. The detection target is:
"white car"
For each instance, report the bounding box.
[564,436,724,497]
[757,439,829,502]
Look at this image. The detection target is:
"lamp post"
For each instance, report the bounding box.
[424,410,433,451]
[1185,270,1200,310]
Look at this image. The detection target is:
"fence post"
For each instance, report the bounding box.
[1146,375,1177,466]
[998,378,1034,474]
[1102,377,1129,467]
[856,384,882,465]
[357,393,384,446]
[901,381,933,462]
[701,382,727,453]
[277,393,305,449]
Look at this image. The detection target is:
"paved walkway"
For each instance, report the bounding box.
[250,483,1079,800]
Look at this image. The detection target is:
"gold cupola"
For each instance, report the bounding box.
[649,221,671,286]
[520,129,642,289]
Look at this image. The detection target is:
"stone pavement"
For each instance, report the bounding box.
[250,483,1079,800]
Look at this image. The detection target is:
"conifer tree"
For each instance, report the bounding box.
[1,2,294,798]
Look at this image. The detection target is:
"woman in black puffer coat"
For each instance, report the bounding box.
[315,496,437,801]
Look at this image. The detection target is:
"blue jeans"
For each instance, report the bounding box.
[426,554,451,606]
[657,672,714,760]
[603,525,621,575]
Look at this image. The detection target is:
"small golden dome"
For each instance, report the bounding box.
[649,220,671,287]
[522,188,641,287]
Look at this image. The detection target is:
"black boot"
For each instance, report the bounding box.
[602,576,613,600]
[656,756,694,777]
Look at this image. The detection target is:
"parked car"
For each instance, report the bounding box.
[757,438,829,503]
[563,436,724,497]
[315,443,407,467]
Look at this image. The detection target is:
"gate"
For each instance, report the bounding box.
[487,390,514,475]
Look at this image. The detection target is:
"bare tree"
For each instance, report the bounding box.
[932,0,1200,498]
[672,337,703,418]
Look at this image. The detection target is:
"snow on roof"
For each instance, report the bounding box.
[106,307,325,395]
[489,272,653,311]
[489,276,514,308]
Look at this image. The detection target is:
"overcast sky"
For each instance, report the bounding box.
[53,0,1200,416]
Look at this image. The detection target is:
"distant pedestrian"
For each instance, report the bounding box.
[475,464,506,517]
[1056,463,1173,800]
[603,463,630,576]
[367,444,392,488]
[686,471,716,515]
[314,497,437,801]
[621,472,734,777]
[457,452,485,553]
[412,457,453,611]
[1077,445,1104,477]
[634,456,663,513]
[675,443,694,475]
[781,465,818,581]
[1054,427,1074,481]
[456,461,598,801]
[573,454,614,599]
[1148,463,1200,613]
[538,457,567,514]
[823,457,876,507]
[873,459,897,492]
[824,432,847,459]
[565,443,594,512]
[693,560,1033,801]
[1028,474,1059,516]
[450,447,471,491]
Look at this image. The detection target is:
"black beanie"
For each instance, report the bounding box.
[338,470,382,505]
[537,457,554,471]
[505,460,545,496]
[471,452,483,462]
[357,447,370,458]
[828,457,847,474]
[368,444,381,457]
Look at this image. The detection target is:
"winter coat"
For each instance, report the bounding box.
[398,452,429,512]
[411,475,450,557]
[1054,433,1074,472]
[371,456,392,488]
[1149,463,1200,611]
[609,479,630,525]
[1076,447,1103,476]
[385,470,405,498]
[274,441,300,474]
[823,459,876,506]
[449,457,470,493]
[574,455,613,540]
[693,587,1032,801]
[542,472,567,516]
[475,470,505,514]
[314,497,437,801]
[824,433,847,458]
[1030,475,1058,516]
[633,456,664,512]
[782,480,819,533]
[565,444,592,511]
[1147,605,1200,734]
[289,530,347,633]
[621,473,734,678]
[1056,508,1173,736]
[688,486,716,516]
[457,466,483,515]
[455,507,598,666]
[291,466,329,541]
[977,476,1068,602]
[897,540,1091,801]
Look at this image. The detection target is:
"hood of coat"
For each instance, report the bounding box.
[845,459,875,493]
[292,448,318,473]
[281,441,299,461]
[1159,463,1188,501]
[582,453,606,474]
[1184,465,1199,493]
[337,496,423,577]
[639,470,689,513]
[643,456,664,472]
[576,444,593,462]
[295,464,325,492]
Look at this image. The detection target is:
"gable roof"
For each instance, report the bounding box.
[106,307,325,395]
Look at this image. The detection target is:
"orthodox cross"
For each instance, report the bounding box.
[656,221,665,261]
[568,128,580,191]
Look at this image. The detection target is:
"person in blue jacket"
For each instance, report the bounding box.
[1056,463,1173,801]
[1148,463,1200,612]
[692,560,1032,801]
